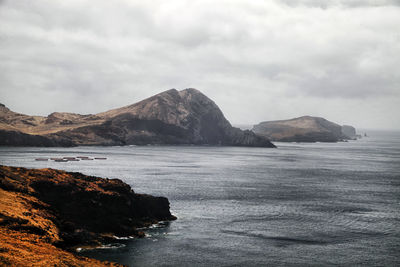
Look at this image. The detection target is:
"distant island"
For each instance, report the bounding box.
[252,116,359,142]
[0,88,275,148]
[0,165,176,266]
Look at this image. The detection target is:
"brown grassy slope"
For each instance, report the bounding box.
[0,104,105,135]
[0,188,118,266]
[0,89,202,135]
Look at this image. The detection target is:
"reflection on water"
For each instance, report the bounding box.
[0,130,399,266]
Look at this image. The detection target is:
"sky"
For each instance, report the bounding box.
[1,0,399,130]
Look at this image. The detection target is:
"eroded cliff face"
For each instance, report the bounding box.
[341,125,357,140]
[252,116,351,142]
[0,165,176,266]
[0,89,275,147]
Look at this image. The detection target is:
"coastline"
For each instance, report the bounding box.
[0,165,176,266]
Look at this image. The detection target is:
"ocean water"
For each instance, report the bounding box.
[0,130,399,266]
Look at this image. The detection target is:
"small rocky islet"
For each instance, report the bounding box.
[252,116,359,142]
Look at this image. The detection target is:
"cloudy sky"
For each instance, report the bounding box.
[1,0,399,130]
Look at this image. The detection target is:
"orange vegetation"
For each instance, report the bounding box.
[0,165,127,266]
[0,188,120,266]
[0,165,175,266]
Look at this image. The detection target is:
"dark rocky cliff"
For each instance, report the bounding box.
[0,165,176,246]
[341,125,357,140]
[0,130,74,147]
[0,89,275,147]
[0,165,176,265]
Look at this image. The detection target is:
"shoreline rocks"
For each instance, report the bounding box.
[0,165,176,266]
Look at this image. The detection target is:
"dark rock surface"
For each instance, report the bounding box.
[341,125,357,140]
[0,89,275,147]
[252,116,351,142]
[0,130,74,147]
[0,165,176,249]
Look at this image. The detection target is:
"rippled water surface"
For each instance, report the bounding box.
[1,131,399,266]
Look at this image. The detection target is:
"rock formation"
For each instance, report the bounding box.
[0,89,275,147]
[252,116,354,142]
[341,125,357,140]
[0,165,176,266]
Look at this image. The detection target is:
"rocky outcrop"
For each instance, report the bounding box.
[0,130,74,147]
[0,165,176,266]
[0,89,275,147]
[252,116,351,142]
[341,125,357,140]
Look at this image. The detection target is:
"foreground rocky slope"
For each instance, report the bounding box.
[0,165,176,266]
[0,89,275,147]
[252,116,356,142]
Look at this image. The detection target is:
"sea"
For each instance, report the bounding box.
[0,130,399,266]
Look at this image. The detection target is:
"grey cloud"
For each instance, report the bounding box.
[0,0,399,129]
[279,0,400,8]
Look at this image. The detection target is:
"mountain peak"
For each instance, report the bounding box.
[157,88,179,96]
[181,88,202,94]
[0,88,275,147]
[0,103,10,113]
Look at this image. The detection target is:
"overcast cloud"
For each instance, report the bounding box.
[1,0,399,129]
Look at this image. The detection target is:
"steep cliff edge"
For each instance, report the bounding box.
[252,116,353,142]
[341,125,357,140]
[0,89,275,147]
[0,165,176,266]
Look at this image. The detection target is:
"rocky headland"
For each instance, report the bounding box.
[252,116,357,142]
[341,125,357,140]
[0,89,275,148]
[0,165,176,266]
